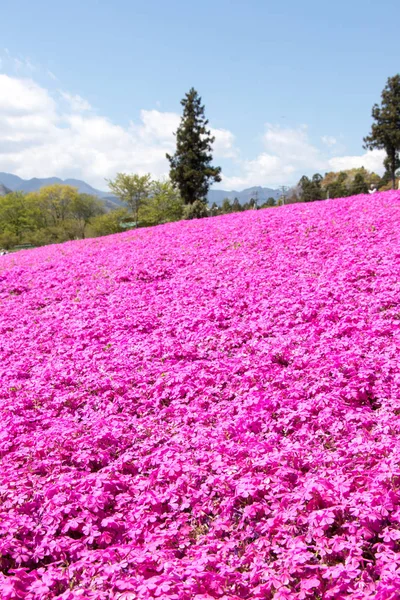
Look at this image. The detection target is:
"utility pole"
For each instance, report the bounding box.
[279,185,289,205]
[253,190,259,209]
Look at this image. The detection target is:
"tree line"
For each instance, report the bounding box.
[294,167,390,203]
[0,179,185,250]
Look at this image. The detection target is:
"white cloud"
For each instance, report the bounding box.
[132,109,179,142]
[211,128,238,159]
[263,124,321,166]
[328,149,385,173]
[0,74,236,189]
[220,124,326,189]
[60,91,92,112]
[0,72,387,192]
[220,124,385,190]
[321,135,337,147]
[0,74,56,116]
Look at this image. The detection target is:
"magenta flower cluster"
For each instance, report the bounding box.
[1,191,400,599]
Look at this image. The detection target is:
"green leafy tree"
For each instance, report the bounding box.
[299,175,313,202]
[0,192,31,242]
[285,192,300,204]
[299,173,323,202]
[263,197,276,207]
[231,197,242,212]
[209,202,220,216]
[221,198,233,214]
[140,180,183,226]
[88,208,130,237]
[0,231,18,250]
[166,88,221,206]
[70,194,105,238]
[34,184,78,226]
[364,75,400,189]
[350,172,369,195]
[326,172,349,198]
[378,156,400,190]
[107,173,151,226]
[183,199,209,220]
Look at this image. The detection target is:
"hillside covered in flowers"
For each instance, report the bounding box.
[0,191,400,599]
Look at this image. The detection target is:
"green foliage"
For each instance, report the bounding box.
[0,231,18,250]
[261,197,276,208]
[378,156,400,190]
[322,167,381,196]
[350,172,369,195]
[285,192,300,204]
[0,177,188,251]
[364,74,400,189]
[221,198,233,214]
[70,193,105,238]
[297,168,380,202]
[248,197,258,209]
[299,173,323,202]
[0,192,32,241]
[231,197,242,212]
[209,202,220,216]
[88,209,129,237]
[34,184,79,226]
[107,173,151,224]
[0,185,108,249]
[166,88,221,204]
[326,172,348,198]
[140,180,183,226]
[183,199,209,220]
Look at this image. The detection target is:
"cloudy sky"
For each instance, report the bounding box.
[1,0,397,191]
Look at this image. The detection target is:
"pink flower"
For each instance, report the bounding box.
[1,191,400,597]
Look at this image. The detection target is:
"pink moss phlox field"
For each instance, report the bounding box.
[1,192,400,599]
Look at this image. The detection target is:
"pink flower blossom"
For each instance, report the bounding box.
[0,191,400,597]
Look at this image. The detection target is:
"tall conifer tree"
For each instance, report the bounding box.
[167,88,221,205]
[364,75,400,189]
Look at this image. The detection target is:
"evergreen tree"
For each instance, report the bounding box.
[183,200,209,220]
[364,75,400,189]
[350,173,369,196]
[209,202,220,216]
[299,173,323,202]
[231,197,242,212]
[326,172,348,198]
[221,198,232,214]
[166,88,221,205]
[249,197,257,209]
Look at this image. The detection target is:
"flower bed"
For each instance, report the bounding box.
[0,192,400,598]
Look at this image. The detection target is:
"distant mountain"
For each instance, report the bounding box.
[0,173,26,190]
[0,183,12,197]
[0,172,282,209]
[208,186,281,206]
[0,172,123,210]
[0,172,111,197]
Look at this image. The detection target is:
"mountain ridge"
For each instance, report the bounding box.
[0,172,281,207]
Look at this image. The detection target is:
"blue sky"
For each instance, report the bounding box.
[0,0,398,190]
